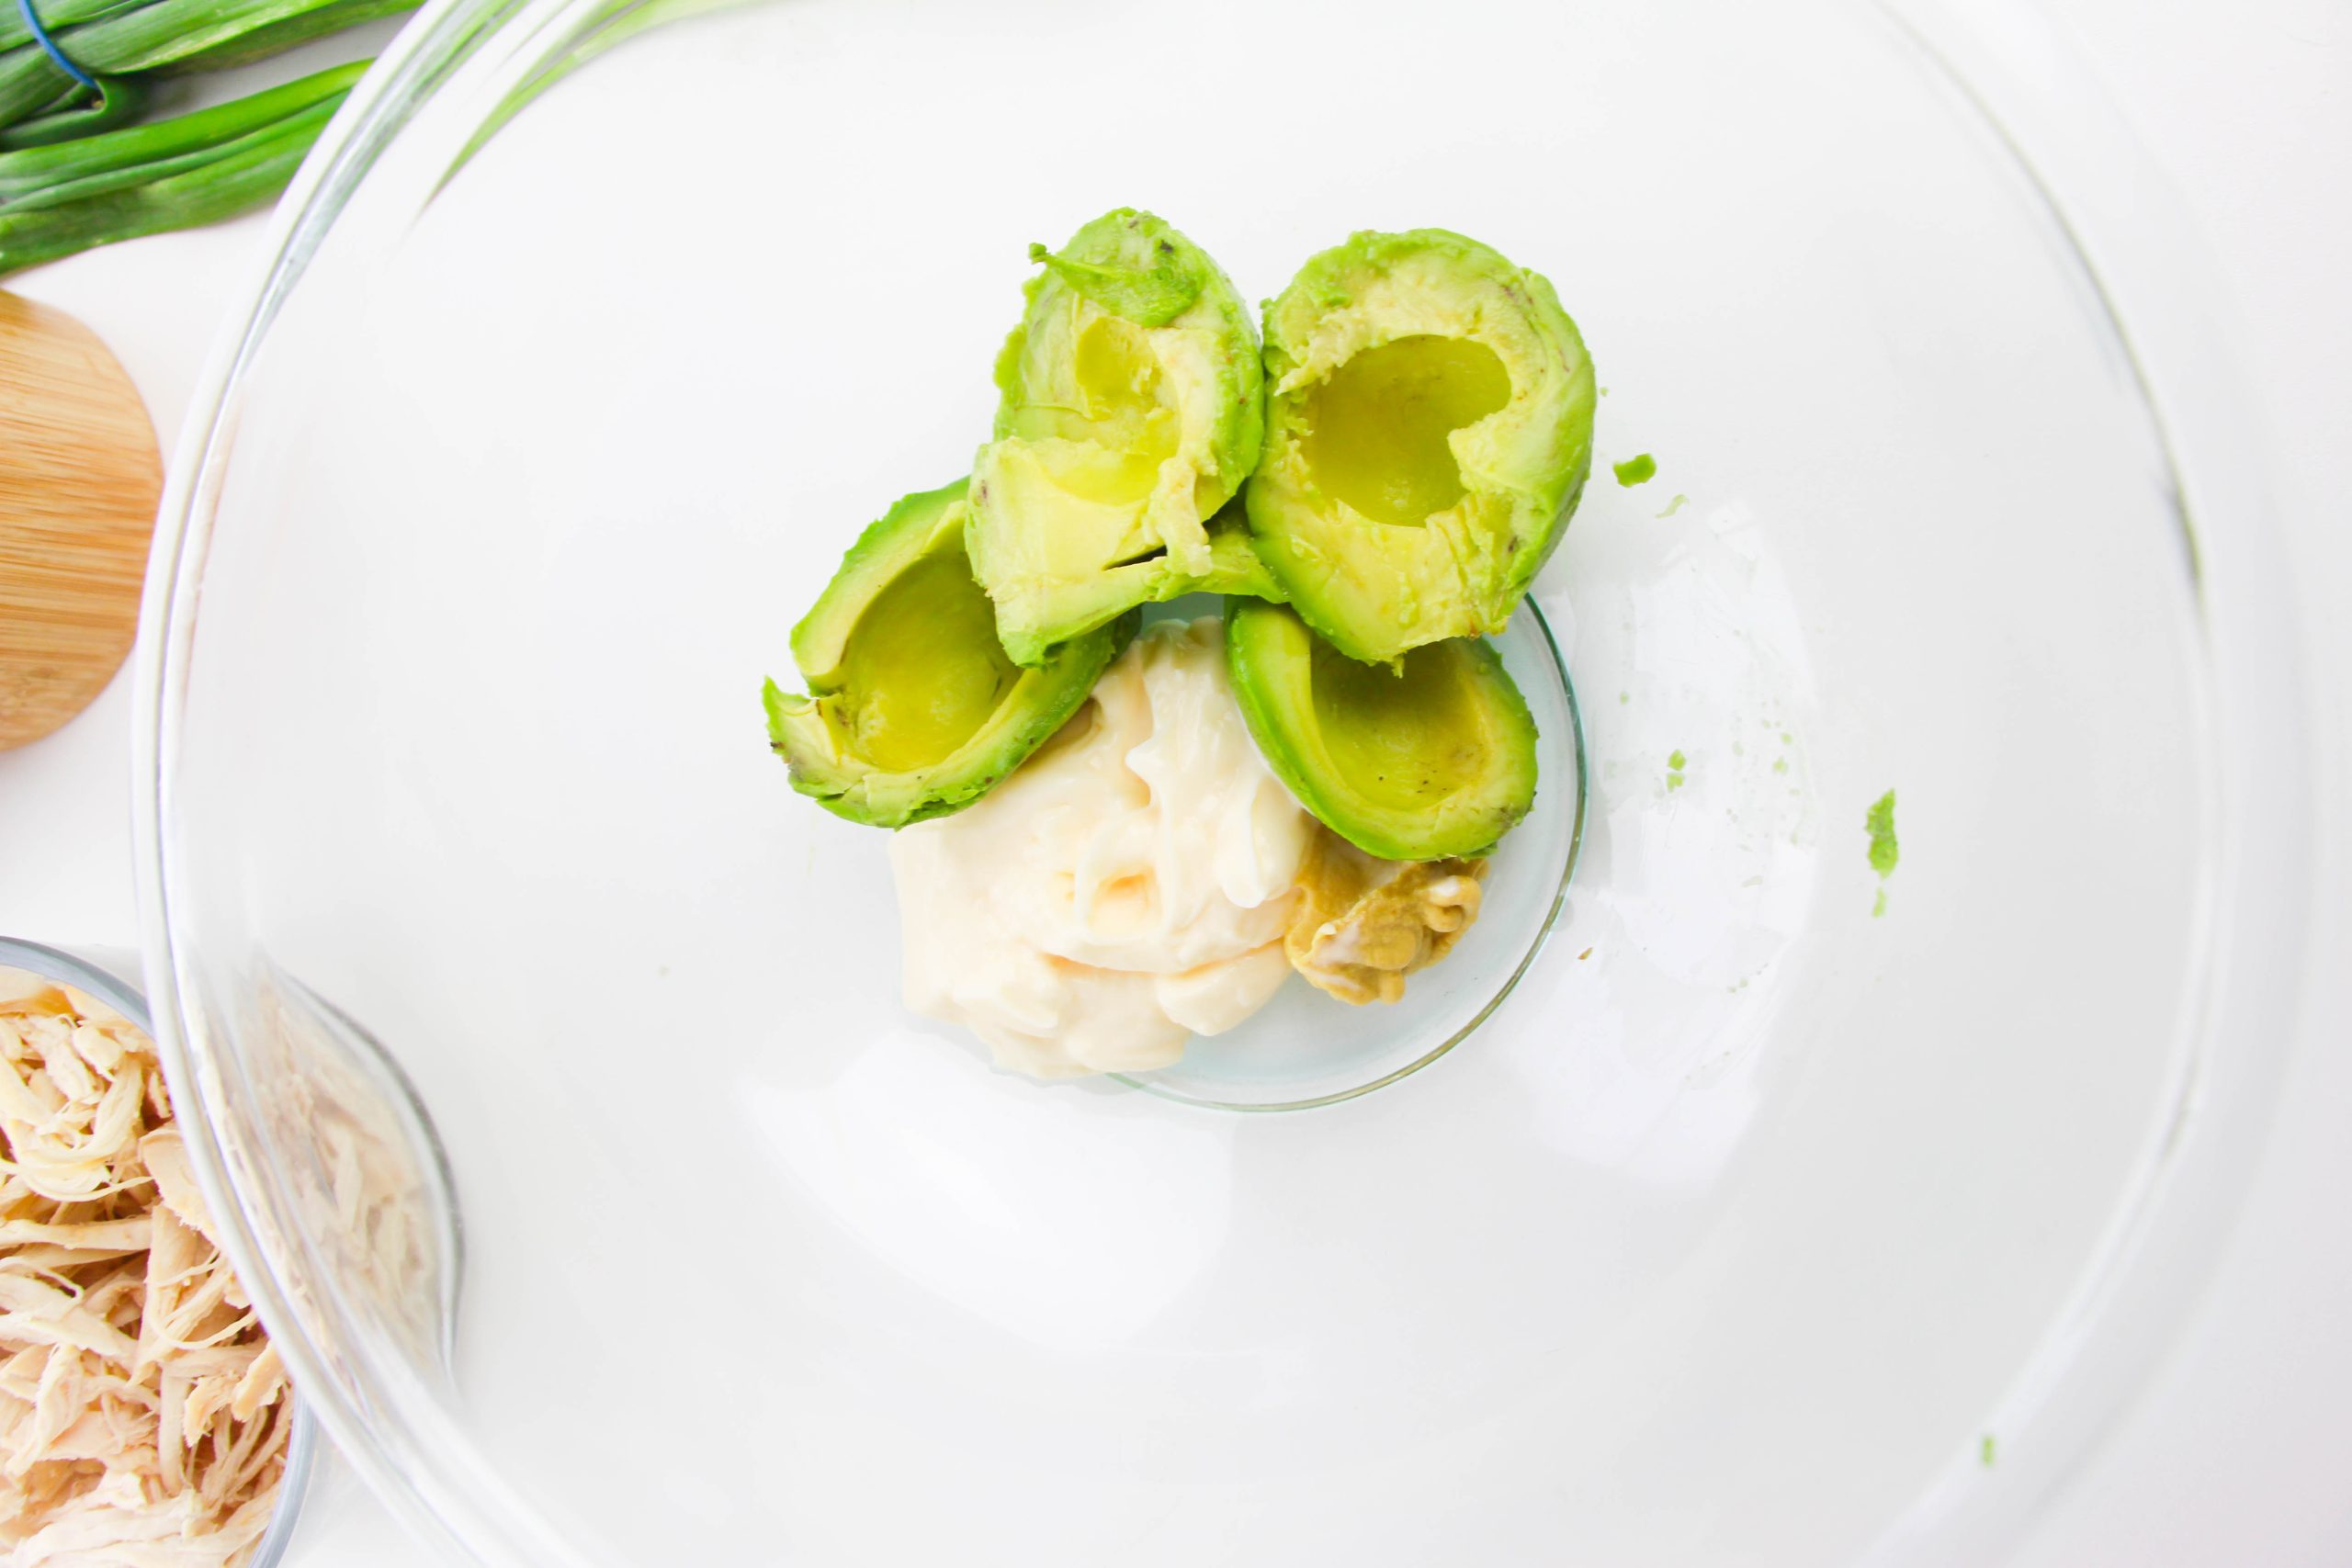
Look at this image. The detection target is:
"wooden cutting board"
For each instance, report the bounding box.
[0,289,162,750]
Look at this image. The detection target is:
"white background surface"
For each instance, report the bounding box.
[1,2,2344,1562]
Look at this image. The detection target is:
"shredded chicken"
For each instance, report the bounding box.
[1283,829,1487,1005]
[0,969,290,1567]
[240,979,447,1366]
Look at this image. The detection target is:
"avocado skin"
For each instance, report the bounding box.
[1249,228,1596,665]
[969,208,1266,665]
[765,479,1134,828]
[1225,598,1537,862]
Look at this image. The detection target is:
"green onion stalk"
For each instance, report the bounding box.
[0,0,413,133]
[0,56,361,273]
[0,0,718,274]
[0,0,415,273]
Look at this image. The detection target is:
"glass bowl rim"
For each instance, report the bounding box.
[121,0,2323,1562]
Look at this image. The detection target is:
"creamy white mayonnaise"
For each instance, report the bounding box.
[888,616,1314,1077]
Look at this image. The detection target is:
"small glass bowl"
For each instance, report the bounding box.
[1114,598,1587,1111]
[0,936,320,1568]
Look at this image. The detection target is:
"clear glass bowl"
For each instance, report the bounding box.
[130,1,2317,1564]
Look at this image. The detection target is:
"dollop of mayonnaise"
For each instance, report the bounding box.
[888,616,1315,1077]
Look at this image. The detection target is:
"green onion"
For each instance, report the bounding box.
[0,74,146,151]
[0,57,358,273]
[0,0,413,130]
[0,0,709,269]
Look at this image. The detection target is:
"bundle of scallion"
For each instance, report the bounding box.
[0,0,414,274]
[0,0,412,133]
[0,58,360,273]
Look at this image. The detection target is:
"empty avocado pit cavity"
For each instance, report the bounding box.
[1249,229,1597,664]
[1301,334,1512,526]
[1073,316,1174,436]
[1048,315,1179,505]
[839,551,1018,773]
[1227,598,1537,862]
[765,479,1128,828]
[1310,636,1483,809]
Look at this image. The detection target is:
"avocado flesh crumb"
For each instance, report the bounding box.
[1310,636,1485,811]
[1867,788,1900,875]
[1614,453,1657,486]
[1866,787,1899,916]
[838,550,1020,773]
[1301,334,1512,526]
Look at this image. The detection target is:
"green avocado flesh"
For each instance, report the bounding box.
[1301,334,1513,525]
[1225,598,1537,861]
[967,208,1267,666]
[833,554,1014,772]
[1249,229,1596,665]
[763,479,1128,827]
[1194,496,1287,603]
[1866,789,1899,876]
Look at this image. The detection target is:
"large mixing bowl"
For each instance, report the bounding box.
[130,0,2315,1562]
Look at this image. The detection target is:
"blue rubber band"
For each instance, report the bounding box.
[13,0,99,96]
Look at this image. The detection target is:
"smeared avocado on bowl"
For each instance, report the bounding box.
[967,208,1266,665]
[764,479,1132,827]
[1248,229,1596,664]
[1225,598,1537,862]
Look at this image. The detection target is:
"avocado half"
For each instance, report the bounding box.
[1225,598,1536,862]
[1248,229,1596,664]
[967,208,1267,665]
[764,479,1130,828]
